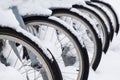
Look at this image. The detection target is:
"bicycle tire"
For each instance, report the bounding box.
[23,16,89,80]
[0,26,62,80]
[72,4,110,53]
[91,0,119,34]
[86,1,114,41]
[51,8,102,71]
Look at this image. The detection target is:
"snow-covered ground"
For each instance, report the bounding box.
[0,0,120,80]
[89,33,120,80]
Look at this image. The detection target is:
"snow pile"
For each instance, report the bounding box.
[0,62,24,80]
[0,0,22,9]
[0,0,85,16]
[0,9,19,27]
[17,0,85,16]
[17,0,52,16]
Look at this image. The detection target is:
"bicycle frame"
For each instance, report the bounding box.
[11,6,27,30]
[4,6,42,72]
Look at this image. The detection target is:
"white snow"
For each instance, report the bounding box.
[0,0,85,16]
[0,62,24,80]
[88,34,120,80]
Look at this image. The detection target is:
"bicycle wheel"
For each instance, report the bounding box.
[72,4,110,53]
[23,16,89,80]
[0,26,62,80]
[86,1,114,41]
[51,8,102,70]
[91,0,119,34]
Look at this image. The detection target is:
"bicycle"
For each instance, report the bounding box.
[0,0,90,80]
[0,9,62,80]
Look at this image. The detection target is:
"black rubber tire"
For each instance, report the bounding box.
[23,16,89,80]
[51,8,102,71]
[72,4,110,53]
[91,0,119,34]
[0,26,63,80]
[86,1,114,41]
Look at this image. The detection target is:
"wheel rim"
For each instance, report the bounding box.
[53,13,98,66]
[25,20,84,80]
[78,8,107,49]
[0,34,53,80]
